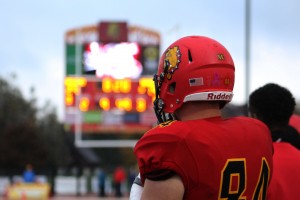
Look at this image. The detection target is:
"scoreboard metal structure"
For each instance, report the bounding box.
[64,21,161,147]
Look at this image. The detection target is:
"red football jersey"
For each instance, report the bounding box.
[267,142,300,200]
[289,114,300,133]
[134,116,273,200]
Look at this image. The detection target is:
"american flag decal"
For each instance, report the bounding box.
[189,78,204,86]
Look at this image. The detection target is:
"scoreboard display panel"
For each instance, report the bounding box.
[64,76,157,134]
[64,22,161,144]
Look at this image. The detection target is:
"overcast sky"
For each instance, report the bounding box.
[0,0,299,121]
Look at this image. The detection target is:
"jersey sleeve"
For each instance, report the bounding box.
[134,124,198,190]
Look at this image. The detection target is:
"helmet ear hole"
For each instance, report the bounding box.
[168,82,176,94]
[188,49,193,63]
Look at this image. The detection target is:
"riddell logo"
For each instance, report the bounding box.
[207,93,233,100]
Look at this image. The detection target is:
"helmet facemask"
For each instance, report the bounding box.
[153,69,175,123]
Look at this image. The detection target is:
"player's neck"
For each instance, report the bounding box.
[175,101,221,121]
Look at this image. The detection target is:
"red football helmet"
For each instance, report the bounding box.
[153,36,235,122]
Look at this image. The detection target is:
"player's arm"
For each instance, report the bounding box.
[141,174,184,200]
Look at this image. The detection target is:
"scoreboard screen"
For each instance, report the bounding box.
[83,42,143,79]
[64,76,157,133]
[66,42,160,79]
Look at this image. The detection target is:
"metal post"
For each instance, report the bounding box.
[75,29,82,147]
[245,0,251,105]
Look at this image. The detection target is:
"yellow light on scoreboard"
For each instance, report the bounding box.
[102,78,112,93]
[65,93,74,106]
[136,98,146,112]
[138,77,155,97]
[64,77,87,95]
[79,97,89,111]
[99,97,110,111]
[102,77,131,93]
[119,78,131,93]
[65,77,87,106]
[115,98,132,111]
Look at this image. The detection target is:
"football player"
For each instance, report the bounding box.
[131,36,273,199]
[249,83,300,199]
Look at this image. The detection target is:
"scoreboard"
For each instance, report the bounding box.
[64,21,160,137]
[64,76,157,133]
